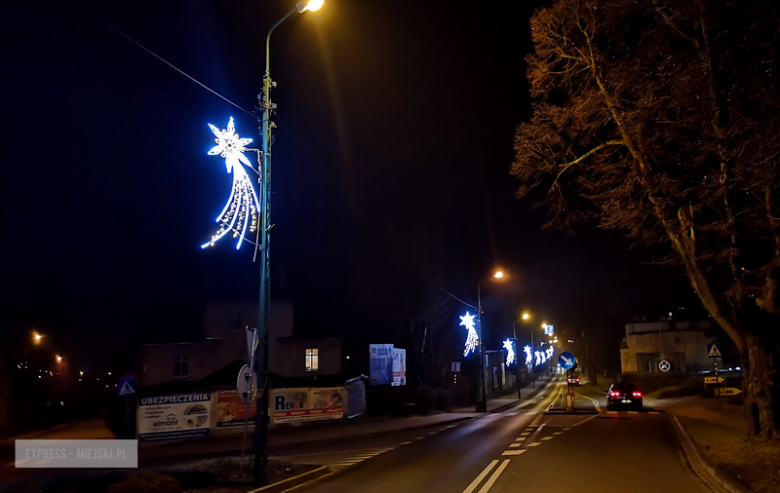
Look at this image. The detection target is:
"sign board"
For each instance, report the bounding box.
[707,343,723,358]
[216,389,256,427]
[236,364,258,404]
[717,387,742,396]
[137,393,212,442]
[704,376,725,384]
[392,348,407,386]
[117,374,136,397]
[271,387,345,424]
[369,344,394,386]
[543,324,555,336]
[451,362,461,373]
[558,352,576,370]
[659,360,671,372]
[245,327,258,358]
[344,377,366,419]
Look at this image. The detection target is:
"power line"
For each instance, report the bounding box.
[69,0,254,118]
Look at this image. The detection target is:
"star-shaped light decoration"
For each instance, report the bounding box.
[524,345,533,365]
[503,339,515,366]
[546,346,554,361]
[535,351,542,366]
[201,117,260,250]
[460,311,479,357]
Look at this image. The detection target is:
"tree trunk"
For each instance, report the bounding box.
[742,333,780,439]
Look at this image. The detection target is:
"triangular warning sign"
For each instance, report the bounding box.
[708,345,722,357]
[118,381,135,396]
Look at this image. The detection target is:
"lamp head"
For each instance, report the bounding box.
[298,0,324,13]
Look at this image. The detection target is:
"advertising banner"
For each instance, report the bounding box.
[392,348,407,386]
[271,387,346,424]
[216,389,256,428]
[369,344,394,386]
[137,392,212,442]
[344,377,366,419]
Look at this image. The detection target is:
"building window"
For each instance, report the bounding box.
[305,348,319,372]
[174,353,189,377]
[646,361,654,373]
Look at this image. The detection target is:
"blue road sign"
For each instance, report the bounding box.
[117,374,136,397]
[558,352,576,369]
[707,343,723,358]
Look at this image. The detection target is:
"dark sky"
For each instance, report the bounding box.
[1,0,698,371]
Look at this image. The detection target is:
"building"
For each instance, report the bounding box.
[620,319,719,376]
[140,300,342,388]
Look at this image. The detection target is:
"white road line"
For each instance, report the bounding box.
[526,411,538,415]
[628,411,638,415]
[415,436,425,440]
[507,412,518,416]
[428,431,439,435]
[478,459,511,493]
[400,441,412,445]
[502,450,526,456]
[526,442,541,447]
[515,437,526,442]
[509,443,522,448]
[541,436,553,441]
[573,413,600,427]
[553,432,562,435]
[607,411,617,415]
[563,427,572,430]
[463,460,499,493]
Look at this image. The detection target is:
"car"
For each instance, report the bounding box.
[606,382,643,410]
[567,375,580,385]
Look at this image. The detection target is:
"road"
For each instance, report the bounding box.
[281,378,710,493]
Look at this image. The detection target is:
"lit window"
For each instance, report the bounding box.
[174,354,189,377]
[305,348,319,372]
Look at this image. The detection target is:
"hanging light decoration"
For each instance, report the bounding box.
[460,312,479,357]
[503,339,515,366]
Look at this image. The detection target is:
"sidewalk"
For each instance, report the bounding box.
[141,376,555,463]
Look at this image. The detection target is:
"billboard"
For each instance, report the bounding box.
[216,389,256,428]
[392,348,407,386]
[543,324,555,336]
[271,387,346,424]
[369,344,394,386]
[137,392,212,442]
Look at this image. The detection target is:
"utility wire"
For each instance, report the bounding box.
[435,284,477,311]
[69,0,255,118]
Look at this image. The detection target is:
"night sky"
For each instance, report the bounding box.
[1,0,699,372]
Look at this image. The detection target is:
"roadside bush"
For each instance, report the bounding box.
[104,474,182,493]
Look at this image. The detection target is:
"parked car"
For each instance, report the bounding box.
[606,382,643,410]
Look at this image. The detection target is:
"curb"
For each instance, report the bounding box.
[670,414,749,493]
[246,465,331,493]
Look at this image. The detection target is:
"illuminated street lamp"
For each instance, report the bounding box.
[32,331,44,345]
[474,270,505,412]
[55,355,63,363]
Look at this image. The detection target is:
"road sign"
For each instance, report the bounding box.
[246,327,258,358]
[707,343,722,358]
[717,387,742,396]
[659,360,671,372]
[117,374,136,397]
[451,362,461,373]
[704,376,725,384]
[237,364,258,404]
[558,352,576,370]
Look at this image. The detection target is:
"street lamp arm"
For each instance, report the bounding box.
[266,7,298,74]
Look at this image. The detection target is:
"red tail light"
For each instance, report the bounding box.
[610,391,621,397]
[632,392,642,397]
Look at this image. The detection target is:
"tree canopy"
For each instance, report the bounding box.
[513,0,780,438]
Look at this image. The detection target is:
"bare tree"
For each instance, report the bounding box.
[513,0,780,438]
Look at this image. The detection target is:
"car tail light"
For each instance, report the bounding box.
[632,392,642,397]
[610,391,621,397]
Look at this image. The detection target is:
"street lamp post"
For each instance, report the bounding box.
[253,1,323,484]
[476,284,487,412]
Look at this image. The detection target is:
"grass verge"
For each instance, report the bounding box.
[678,416,780,492]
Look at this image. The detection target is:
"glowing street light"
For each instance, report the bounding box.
[56,355,63,363]
[32,331,44,345]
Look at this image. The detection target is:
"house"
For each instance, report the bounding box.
[619,318,719,376]
[140,300,342,388]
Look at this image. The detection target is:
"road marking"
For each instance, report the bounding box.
[515,437,526,442]
[628,411,638,415]
[526,411,538,415]
[507,412,518,416]
[509,443,522,448]
[607,411,617,415]
[502,450,526,456]
[553,432,562,435]
[563,427,572,431]
[415,436,425,440]
[400,441,412,445]
[649,412,660,415]
[541,436,553,440]
[478,459,511,493]
[463,460,498,493]
[526,442,541,447]
[520,432,530,436]
[428,431,439,435]
[573,413,600,427]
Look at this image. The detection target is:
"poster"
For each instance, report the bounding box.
[216,389,256,427]
[137,392,212,442]
[271,387,346,424]
[392,348,406,386]
[369,344,394,386]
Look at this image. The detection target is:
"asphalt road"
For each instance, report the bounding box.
[284,379,710,493]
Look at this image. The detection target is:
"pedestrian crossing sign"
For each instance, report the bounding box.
[707,343,722,358]
[117,374,136,397]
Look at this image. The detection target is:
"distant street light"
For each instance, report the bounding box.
[32,331,44,345]
[56,355,63,363]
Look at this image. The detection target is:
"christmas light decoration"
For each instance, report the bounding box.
[503,339,515,366]
[524,345,533,365]
[535,351,542,366]
[201,117,260,250]
[460,311,479,357]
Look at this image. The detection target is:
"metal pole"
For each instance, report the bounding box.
[513,324,521,399]
[253,7,296,485]
[476,284,487,412]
